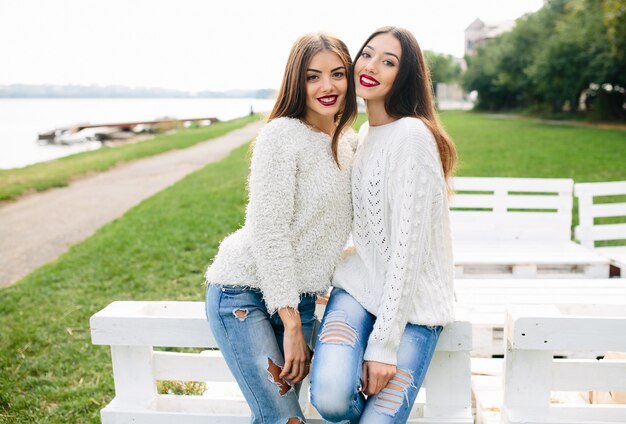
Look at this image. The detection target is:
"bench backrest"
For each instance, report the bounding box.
[575,180,626,248]
[450,177,574,242]
[502,305,626,424]
[90,301,473,423]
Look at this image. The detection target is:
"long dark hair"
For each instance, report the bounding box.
[355,26,457,182]
[268,33,357,167]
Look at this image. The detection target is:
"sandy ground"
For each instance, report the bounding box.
[0,120,264,288]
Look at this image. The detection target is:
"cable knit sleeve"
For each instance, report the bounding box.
[364,121,439,365]
[247,120,300,314]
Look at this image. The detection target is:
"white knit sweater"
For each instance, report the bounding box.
[205,117,355,314]
[332,117,455,365]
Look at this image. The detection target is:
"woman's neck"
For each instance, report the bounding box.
[365,99,397,127]
[302,113,335,136]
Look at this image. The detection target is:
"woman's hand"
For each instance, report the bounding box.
[316,292,330,305]
[362,360,396,396]
[278,307,311,385]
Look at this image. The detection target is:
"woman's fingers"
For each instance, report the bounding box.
[362,361,396,395]
[361,362,368,393]
[279,359,292,380]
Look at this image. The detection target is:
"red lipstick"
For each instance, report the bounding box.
[317,95,338,106]
[359,74,380,88]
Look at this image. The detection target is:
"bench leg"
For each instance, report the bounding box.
[423,351,472,420]
[502,347,551,423]
[512,264,537,278]
[110,346,157,410]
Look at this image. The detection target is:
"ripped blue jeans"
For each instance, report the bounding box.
[205,283,317,424]
[310,288,442,423]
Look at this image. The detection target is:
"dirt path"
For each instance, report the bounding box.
[0,120,264,288]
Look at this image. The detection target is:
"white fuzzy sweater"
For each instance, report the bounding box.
[332,117,455,365]
[205,117,355,314]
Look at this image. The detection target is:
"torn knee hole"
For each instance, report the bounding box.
[374,368,413,414]
[286,418,304,424]
[233,308,248,321]
[267,358,291,396]
[319,319,357,345]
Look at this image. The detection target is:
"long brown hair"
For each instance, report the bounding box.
[355,26,457,183]
[268,33,357,167]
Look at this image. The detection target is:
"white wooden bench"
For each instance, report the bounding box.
[454,278,626,357]
[575,180,626,277]
[90,301,473,424]
[451,177,609,278]
[500,305,626,424]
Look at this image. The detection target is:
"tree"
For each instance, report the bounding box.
[424,51,462,88]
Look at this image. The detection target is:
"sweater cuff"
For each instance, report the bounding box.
[363,341,398,366]
[262,290,301,316]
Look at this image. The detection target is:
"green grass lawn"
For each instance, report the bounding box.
[0,111,625,423]
[0,114,261,202]
[442,111,626,181]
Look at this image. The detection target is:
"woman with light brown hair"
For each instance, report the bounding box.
[204,32,357,423]
[310,26,457,423]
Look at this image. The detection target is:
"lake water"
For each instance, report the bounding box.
[0,98,276,169]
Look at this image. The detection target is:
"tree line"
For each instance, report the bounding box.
[462,0,626,120]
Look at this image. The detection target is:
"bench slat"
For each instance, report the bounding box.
[553,359,626,391]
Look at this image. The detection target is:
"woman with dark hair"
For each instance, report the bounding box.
[204,32,357,423]
[310,26,457,423]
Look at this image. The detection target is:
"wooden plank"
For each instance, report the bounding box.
[423,351,472,419]
[502,349,552,412]
[454,177,573,193]
[153,351,236,382]
[575,180,626,197]
[506,307,626,351]
[450,194,566,210]
[588,202,626,218]
[587,223,626,241]
[552,359,626,391]
[92,302,470,352]
[110,346,157,410]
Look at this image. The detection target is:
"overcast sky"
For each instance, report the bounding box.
[0,0,544,92]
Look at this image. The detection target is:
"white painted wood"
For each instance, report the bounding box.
[455,279,626,356]
[574,180,626,276]
[576,180,626,196]
[453,240,609,277]
[501,305,626,424]
[92,301,473,423]
[153,351,235,382]
[552,359,626,391]
[450,177,615,278]
[455,278,626,356]
[502,348,552,413]
[110,346,157,410]
[423,351,472,420]
[512,264,536,277]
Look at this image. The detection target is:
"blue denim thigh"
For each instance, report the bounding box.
[310,288,376,423]
[205,283,310,424]
[359,324,443,423]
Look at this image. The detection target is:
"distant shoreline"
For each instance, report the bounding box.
[0,84,277,99]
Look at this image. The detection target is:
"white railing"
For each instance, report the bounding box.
[575,180,626,277]
[450,177,609,278]
[501,305,626,424]
[90,301,473,424]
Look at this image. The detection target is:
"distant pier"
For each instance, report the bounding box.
[38,116,220,145]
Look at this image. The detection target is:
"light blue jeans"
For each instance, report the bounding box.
[310,288,442,423]
[205,283,317,424]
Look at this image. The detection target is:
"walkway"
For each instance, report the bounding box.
[0,120,264,288]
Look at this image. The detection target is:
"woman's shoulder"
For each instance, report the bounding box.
[260,116,305,137]
[397,117,434,140]
[256,117,306,150]
[392,117,437,153]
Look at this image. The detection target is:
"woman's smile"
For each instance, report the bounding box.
[317,95,338,106]
[359,74,380,88]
